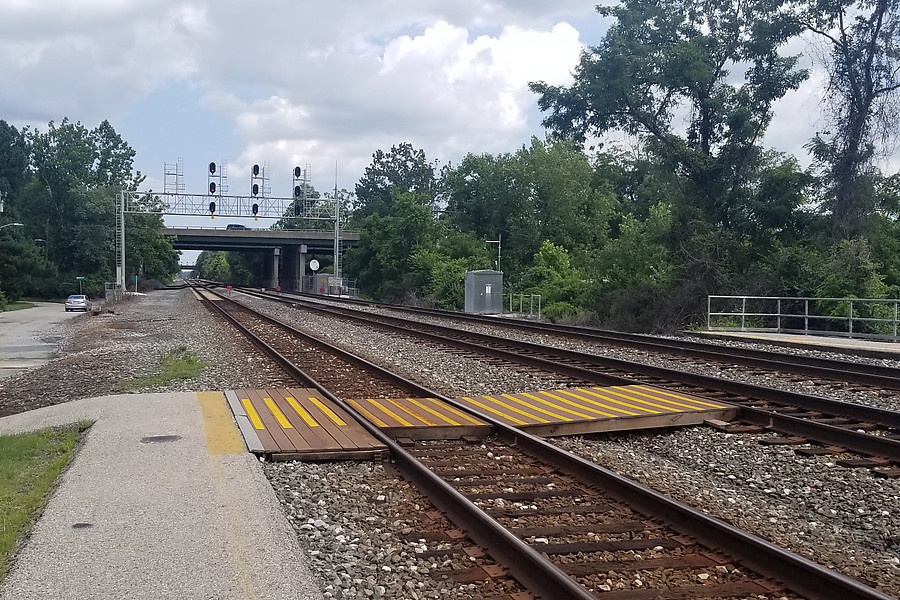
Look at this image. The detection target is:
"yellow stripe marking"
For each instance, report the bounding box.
[264,397,293,428]
[286,396,319,427]
[426,398,485,425]
[197,392,246,455]
[554,389,621,417]
[408,398,458,425]
[604,386,682,412]
[482,395,551,423]
[577,388,656,414]
[347,399,389,428]
[615,385,711,410]
[461,397,529,425]
[309,397,347,426]
[368,399,413,427]
[633,385,728,409]
[242,399,265,430]
[502,394,572,421]
[387,398,438,426]
[524,392,596,419]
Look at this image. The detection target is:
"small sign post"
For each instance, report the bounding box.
[76,276,85,295]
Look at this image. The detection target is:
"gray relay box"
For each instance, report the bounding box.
[464,270,503,314]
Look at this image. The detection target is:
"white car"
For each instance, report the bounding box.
[65,295,89,311]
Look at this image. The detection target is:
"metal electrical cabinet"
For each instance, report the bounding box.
[464,270,503,314]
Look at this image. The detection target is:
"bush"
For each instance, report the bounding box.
[542,302,578,322]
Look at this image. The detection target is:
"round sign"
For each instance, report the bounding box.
[309,259,320,271]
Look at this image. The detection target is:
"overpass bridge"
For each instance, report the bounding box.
[162,227,359,290]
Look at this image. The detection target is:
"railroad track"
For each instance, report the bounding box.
[189,283,894,599]
[229,287,900,475]
[272,288,900,388]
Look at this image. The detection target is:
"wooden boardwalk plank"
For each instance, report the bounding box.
[245,389,295,453]
[287,388,385,451]
[231,389,279,453]
[273,389,343,451]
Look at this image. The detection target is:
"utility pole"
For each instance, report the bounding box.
[486,234,501,272]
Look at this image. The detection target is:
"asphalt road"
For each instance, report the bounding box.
[0,301,83,379]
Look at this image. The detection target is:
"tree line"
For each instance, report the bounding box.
[0,119,178,307]
[5,0,899,331]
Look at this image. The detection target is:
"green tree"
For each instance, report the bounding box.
[0,121,27,203]
[353,143,436,220]
[518,241,589,321]
[443,139,612,283]
[800,0,900,239]
[344,191,440,300]
[196,251,232,282]
[530,0,806,231]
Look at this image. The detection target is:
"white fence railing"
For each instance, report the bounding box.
[708,295,900,340]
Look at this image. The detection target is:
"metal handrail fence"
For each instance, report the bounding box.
[508,293,541,319]
[708,295,900,340]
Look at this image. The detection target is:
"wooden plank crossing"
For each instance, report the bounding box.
[225,385,737,460]
[225,388,387,461]
[452,384,737,437]
[344,396,491,440]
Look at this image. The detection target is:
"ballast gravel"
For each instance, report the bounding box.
[0,288,898,598]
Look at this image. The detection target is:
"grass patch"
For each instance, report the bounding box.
[1,302,35,312]
[117,346,208,390]
[0,422,90,582]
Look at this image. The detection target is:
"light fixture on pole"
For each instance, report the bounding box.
[486,234,502,272]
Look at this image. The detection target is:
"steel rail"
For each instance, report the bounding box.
[197,287,436,397]
[192,286,596,598]
[197,284,894,600]
[274,288,900,384]
[237,290,900,450]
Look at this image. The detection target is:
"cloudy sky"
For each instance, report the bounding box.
[1,0,830,218]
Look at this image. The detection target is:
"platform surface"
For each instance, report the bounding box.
[695,330,900,358]
[0,392,323,600]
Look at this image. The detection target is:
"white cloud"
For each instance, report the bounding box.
[0,1,589,194]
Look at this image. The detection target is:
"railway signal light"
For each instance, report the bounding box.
[252,202,259,221]
[209,181,216,195]
[252,183,260,196]
[209,162,217,175]
[294,185,302,198]
[208,201,216,219]
[252,164,260,176]
[294,166,302,178]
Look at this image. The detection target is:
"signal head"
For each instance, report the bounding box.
[252,164,260,176]
[209,162,217,175]
[293,166,302,178]
[252,183,260,196]
[208,201,216,213]
[209,182,217,195]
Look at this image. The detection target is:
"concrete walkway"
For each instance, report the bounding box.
[0,392,324,600]
[0,302,82,379]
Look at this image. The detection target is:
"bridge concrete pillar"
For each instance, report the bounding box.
[263,247,280,289]
[283,245,302,291]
